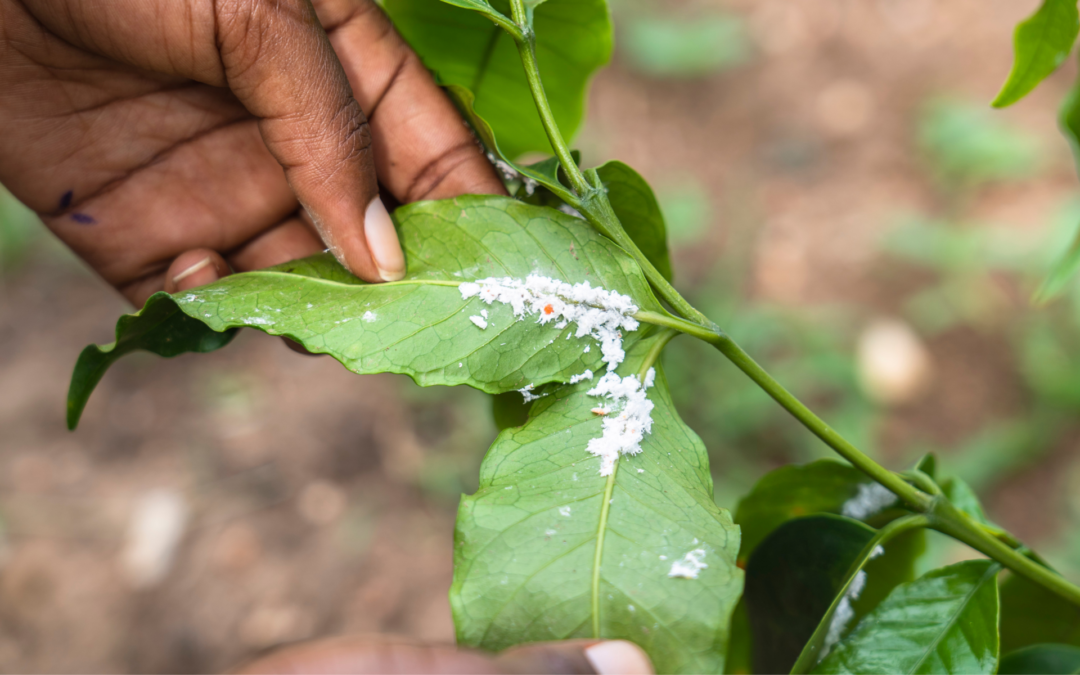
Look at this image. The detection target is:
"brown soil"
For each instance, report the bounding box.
[1,0,1076,671]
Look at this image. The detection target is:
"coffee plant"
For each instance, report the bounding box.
[66,1,1080,673]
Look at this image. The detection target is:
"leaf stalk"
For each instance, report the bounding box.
[927,497,1080,607]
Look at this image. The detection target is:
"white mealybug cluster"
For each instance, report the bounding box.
[469,309,489,330]
[485,152,538,196]
[460,275,653,476]
[586,370,657,476]
[569,370,594,385]
[458,274,639,373]
[668,548,708,579]
[841,482,897,520]
[821,570,868,658]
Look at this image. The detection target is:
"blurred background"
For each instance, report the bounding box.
[2,0,1078,670]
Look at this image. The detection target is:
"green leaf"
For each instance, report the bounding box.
[940,476,991,526]
[733,460,900,564]
[724,600,753,675]
[813,560,1001,675]
[384,0,613,159]
[1000,571,1080,652]
[491,391,531,430]
[446,85,577,204]
[744,514,876,675]
[1035,78,1080,304]
[66,301,237,429]
[451,337,743,675]
[435,0,506,21]
[992,0,1080,108]
[791,518,929,674]
[914,452,937,479]
[999,644,1080,674]
[68,196,666,428]
[445,88,672,282]
[596,161,673,282]
[1034,222,1080,304]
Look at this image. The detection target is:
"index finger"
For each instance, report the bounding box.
[312,0,507,203]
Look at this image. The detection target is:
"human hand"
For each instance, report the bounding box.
[234,635,655,675]
[0,0,504,306]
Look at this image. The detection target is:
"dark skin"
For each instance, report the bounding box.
[0,2,657,671]
[0,0,505,306]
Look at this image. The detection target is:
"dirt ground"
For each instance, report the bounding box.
[1,0,1074,671]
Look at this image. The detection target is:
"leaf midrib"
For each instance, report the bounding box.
[902,563,999,673]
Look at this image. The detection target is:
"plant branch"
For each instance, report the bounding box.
[929,499,1080,606]
[507,0,591,196]
[506,0,1080,611]
[635,311,932,512]
[638,328,678,381]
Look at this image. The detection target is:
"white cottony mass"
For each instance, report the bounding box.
[587,370,657,476]
[458,274,639,372]
[460,275,654,475]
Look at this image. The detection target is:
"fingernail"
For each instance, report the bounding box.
[585,641,654,675]
[364,197,405,281]
[172,256,213,285]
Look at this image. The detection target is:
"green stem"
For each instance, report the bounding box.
[586,189,714,327]
[507,0,591,197]
[506,0,1080,610]
[638,328,678,381]
[790,515,931,674]
[634,311,932,512]
[930,499,1080,606]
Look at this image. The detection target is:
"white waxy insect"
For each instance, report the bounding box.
[668,548,708,579]
[459,275,655,475]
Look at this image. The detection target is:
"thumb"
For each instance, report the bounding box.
[215,0,403,282]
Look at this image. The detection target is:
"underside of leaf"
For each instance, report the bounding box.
[67,196,666,429]
[451,336,742,675]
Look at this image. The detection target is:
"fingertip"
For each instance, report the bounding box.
[584,641,654,675]
[363,196,405,281]
[164,249,230,293]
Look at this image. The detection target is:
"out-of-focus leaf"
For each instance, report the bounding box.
[992,0,1079,108]
[620,12,749,78]
[920,100,1042,184]
[657,181,711,245]
[744,514,875,674]
[68,196,665,428]
[0,186,41,271]
[1035,77,1080,304]
[1000,570,1080,652]
[385,0,612,159]
[998,644,1080,674]
[452,338,743,674]
[813,560,1001,674]
[595,160,673,281]
[940,475,991,526]
[733,460,899,563]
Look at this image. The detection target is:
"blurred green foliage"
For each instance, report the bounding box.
[919,100,1043,187]
[0,184,41,274]
[611,0,751,78]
